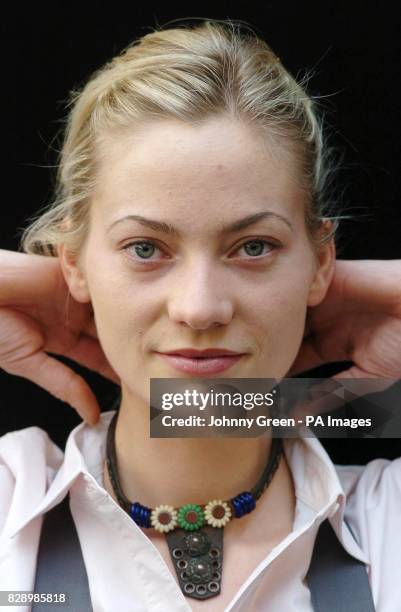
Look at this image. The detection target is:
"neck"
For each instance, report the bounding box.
[102,389,290,511]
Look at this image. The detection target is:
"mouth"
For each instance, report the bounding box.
[154,350,247,376]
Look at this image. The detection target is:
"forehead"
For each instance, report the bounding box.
[91,116,305,225]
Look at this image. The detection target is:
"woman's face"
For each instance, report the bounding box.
[61,116,335,400]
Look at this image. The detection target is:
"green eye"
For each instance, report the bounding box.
[241,240,267,257]
[238,239,274,258]
[123,237,277,264]
[133,242,156,259]
[124,240,161,260]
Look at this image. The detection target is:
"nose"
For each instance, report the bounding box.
[167,262,234,330]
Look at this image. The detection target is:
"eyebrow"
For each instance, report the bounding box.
[107,210,294,236]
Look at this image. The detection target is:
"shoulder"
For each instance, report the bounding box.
[335,456,401,570]
[0,426,64,540]
[335,455,401,509]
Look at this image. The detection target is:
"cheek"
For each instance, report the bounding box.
[85,269,152,378]
[248,270,311,374]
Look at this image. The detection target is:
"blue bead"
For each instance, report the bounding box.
[232,496,246,518]
[130,502,151,527]
[141,508,149,526]
[241,492,253,513]
[244,492,256,513]
[232,492,256,517]
[144,513,151,528]
[231,497,242,518]
[129,502,137,518]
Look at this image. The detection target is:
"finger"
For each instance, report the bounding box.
[333,260,401,314]
[2,350,101,425]
[62,335,120,385]
[0,251,61,305]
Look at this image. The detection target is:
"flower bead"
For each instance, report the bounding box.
[204,500,232,527]
[177,503,205,531]
[151,504,178,533]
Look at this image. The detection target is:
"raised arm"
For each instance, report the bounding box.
[0,249,119,425]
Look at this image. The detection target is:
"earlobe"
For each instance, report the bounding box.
[307,237,336,307]
[57,243,91,304]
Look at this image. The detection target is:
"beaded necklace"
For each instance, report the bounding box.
[105,409,283,601]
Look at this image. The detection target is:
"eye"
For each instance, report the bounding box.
[122,237,278,264]
[123,240,164,261]
[234,239,277,259]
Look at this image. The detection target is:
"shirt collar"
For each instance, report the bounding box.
[283,432,369,564]
[6,413,108,540]
[6,411,370,565]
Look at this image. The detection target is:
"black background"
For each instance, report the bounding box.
[0,3,400,463]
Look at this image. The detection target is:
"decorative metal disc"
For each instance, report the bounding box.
[164,525,224,600]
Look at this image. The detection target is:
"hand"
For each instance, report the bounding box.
[289,259,401,380]
[0,250,119,426]
[286,259,401,421]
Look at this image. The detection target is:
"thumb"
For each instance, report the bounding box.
[2,350,100,425]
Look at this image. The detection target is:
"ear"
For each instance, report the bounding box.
[307,224,336,307]
[57,242,91,304]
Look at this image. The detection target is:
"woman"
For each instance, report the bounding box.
[1,19,400,612]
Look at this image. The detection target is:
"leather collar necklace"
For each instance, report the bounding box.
[105,409,283,601]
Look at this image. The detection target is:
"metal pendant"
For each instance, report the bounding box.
[164,525,224,600]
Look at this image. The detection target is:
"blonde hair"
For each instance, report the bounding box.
[20,18,342,258]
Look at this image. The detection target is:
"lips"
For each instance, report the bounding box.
[155,348,246,375]
[161,348,242,358]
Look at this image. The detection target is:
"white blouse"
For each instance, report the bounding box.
[0,410,400,611]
